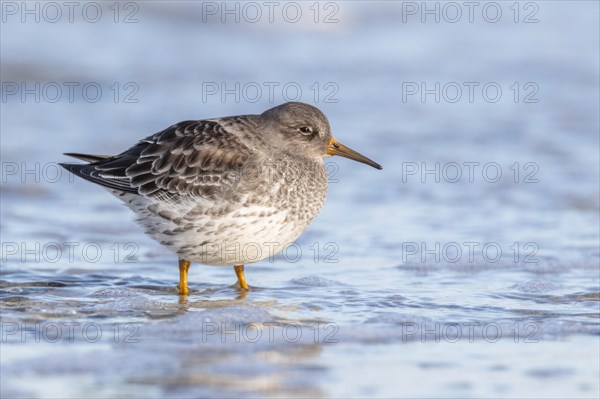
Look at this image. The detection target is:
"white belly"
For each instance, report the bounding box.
[167,205,306,266]
[118,192,319,266]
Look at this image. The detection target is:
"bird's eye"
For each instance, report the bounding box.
[298,127,313,135]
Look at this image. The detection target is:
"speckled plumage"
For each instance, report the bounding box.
[61,102,355,266]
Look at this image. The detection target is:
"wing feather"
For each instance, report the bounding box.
[61,120,254,198]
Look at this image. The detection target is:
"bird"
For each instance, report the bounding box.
[60,102,382,295]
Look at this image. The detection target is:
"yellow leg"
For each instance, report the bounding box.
[178,259,191,295]
[234,265,249,290]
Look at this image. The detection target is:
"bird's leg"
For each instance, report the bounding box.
[234,265,249,290]
[178,259,191,295]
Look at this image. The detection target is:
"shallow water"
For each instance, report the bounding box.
[1,1,599,398]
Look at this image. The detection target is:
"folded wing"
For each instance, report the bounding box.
[61,120,254,199]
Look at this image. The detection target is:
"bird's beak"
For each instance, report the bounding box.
[326,137,383,170]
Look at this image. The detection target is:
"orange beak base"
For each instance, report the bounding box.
[326,137,383,170]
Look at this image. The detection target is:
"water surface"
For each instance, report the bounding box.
[1,2,599,397]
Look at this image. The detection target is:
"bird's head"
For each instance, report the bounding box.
[260,102,382,170]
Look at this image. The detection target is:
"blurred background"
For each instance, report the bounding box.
[1,1,599,398]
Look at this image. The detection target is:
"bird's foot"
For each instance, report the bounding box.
[234,265,249,290]
[178,259,191,296]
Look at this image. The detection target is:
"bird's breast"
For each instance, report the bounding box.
[133,157,328,265]
[240,156,328,225]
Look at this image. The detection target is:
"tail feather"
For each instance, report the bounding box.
[63,152,110,163]
[59,162,88,178]
[60,153,138,194]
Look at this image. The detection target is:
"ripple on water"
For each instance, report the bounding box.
[291,275,342,287]
[511,279,563,293]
